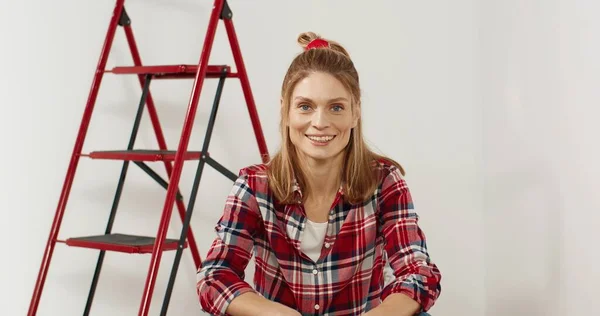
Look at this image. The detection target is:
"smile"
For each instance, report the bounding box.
[306,135,336,144]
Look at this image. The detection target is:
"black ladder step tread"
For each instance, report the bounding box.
[84,149,204,161]
[65,233,186,254]
[109,64,236,79]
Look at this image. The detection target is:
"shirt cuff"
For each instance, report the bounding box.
[199,279,256,315]
[381,277,438,312]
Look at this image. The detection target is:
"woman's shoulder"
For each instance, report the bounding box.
[372,157,405,179]
[371,157,409,193]
[238,163,269,177]
[236,163,271,193]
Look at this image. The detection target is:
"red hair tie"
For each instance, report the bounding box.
[306,38,330,50]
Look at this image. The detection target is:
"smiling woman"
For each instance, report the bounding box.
[196,32,442,316]
[268,33,404,206]
[289,73,357,163]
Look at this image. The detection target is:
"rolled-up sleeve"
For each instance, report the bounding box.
[196,172,261,315]
[378,166,442,312]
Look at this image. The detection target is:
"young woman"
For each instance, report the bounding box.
[196,32,442,316]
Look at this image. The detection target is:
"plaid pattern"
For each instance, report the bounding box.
[197,161,442,315]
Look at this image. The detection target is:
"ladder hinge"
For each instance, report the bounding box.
[119,8,131,26]
[220,0,233,20]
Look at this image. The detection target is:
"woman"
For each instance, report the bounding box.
[197,32,442,316]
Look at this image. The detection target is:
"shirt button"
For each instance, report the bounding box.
[314,304,320,310]
[312,269,318,275]
[324,242,331,249]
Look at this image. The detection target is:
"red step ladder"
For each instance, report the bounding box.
[27,0,269,315]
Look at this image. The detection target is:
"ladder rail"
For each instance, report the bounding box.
[122,12,203,271]
[83,74,153,315]
[137,0,227,314]
[27,1,126,315]
[224,18,270,163]
[160,68,229,316]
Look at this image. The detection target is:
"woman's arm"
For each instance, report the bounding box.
[370,166,442,315]
[196,173,258,314]
[196,172,301,316]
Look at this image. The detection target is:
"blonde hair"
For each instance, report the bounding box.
[267,32,405,205]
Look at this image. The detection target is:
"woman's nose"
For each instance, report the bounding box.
[311,109,330,129]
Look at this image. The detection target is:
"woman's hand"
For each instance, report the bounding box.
[227,292,301,316]
[362,293,421,316]
[264,301,302,316]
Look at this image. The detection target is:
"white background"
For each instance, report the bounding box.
[0,0,597,315]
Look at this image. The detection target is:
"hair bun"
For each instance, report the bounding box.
[297,32,321,49]
[296,31,351,58]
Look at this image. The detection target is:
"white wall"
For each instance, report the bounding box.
[481,0,600,315]
[2,0,482,315]
[480,0,564,313]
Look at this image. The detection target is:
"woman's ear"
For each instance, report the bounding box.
[352,104,361,128]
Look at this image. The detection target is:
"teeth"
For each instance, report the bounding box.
[307,135,334,142]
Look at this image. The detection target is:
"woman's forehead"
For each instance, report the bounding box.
[291,72,351,102]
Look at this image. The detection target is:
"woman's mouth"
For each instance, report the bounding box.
[306,135,336,145]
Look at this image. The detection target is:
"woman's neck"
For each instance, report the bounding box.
[300,153,344,202]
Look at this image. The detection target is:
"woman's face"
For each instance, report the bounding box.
[287,71,358,164]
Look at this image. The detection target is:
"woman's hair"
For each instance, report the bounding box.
[266,31,405,205]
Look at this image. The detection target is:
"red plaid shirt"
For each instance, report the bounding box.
[196,161,442,315]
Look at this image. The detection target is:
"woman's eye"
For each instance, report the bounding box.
[331,105,344,112]
[300,104,311,111]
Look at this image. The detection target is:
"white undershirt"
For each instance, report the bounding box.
[301,219,328,262]
[300,219,396,286]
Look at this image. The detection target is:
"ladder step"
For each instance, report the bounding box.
[109,64,236,79]
[65,233,186,254]
[84,149,203,161]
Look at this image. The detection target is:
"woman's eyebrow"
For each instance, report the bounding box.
[293,96,349,102]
